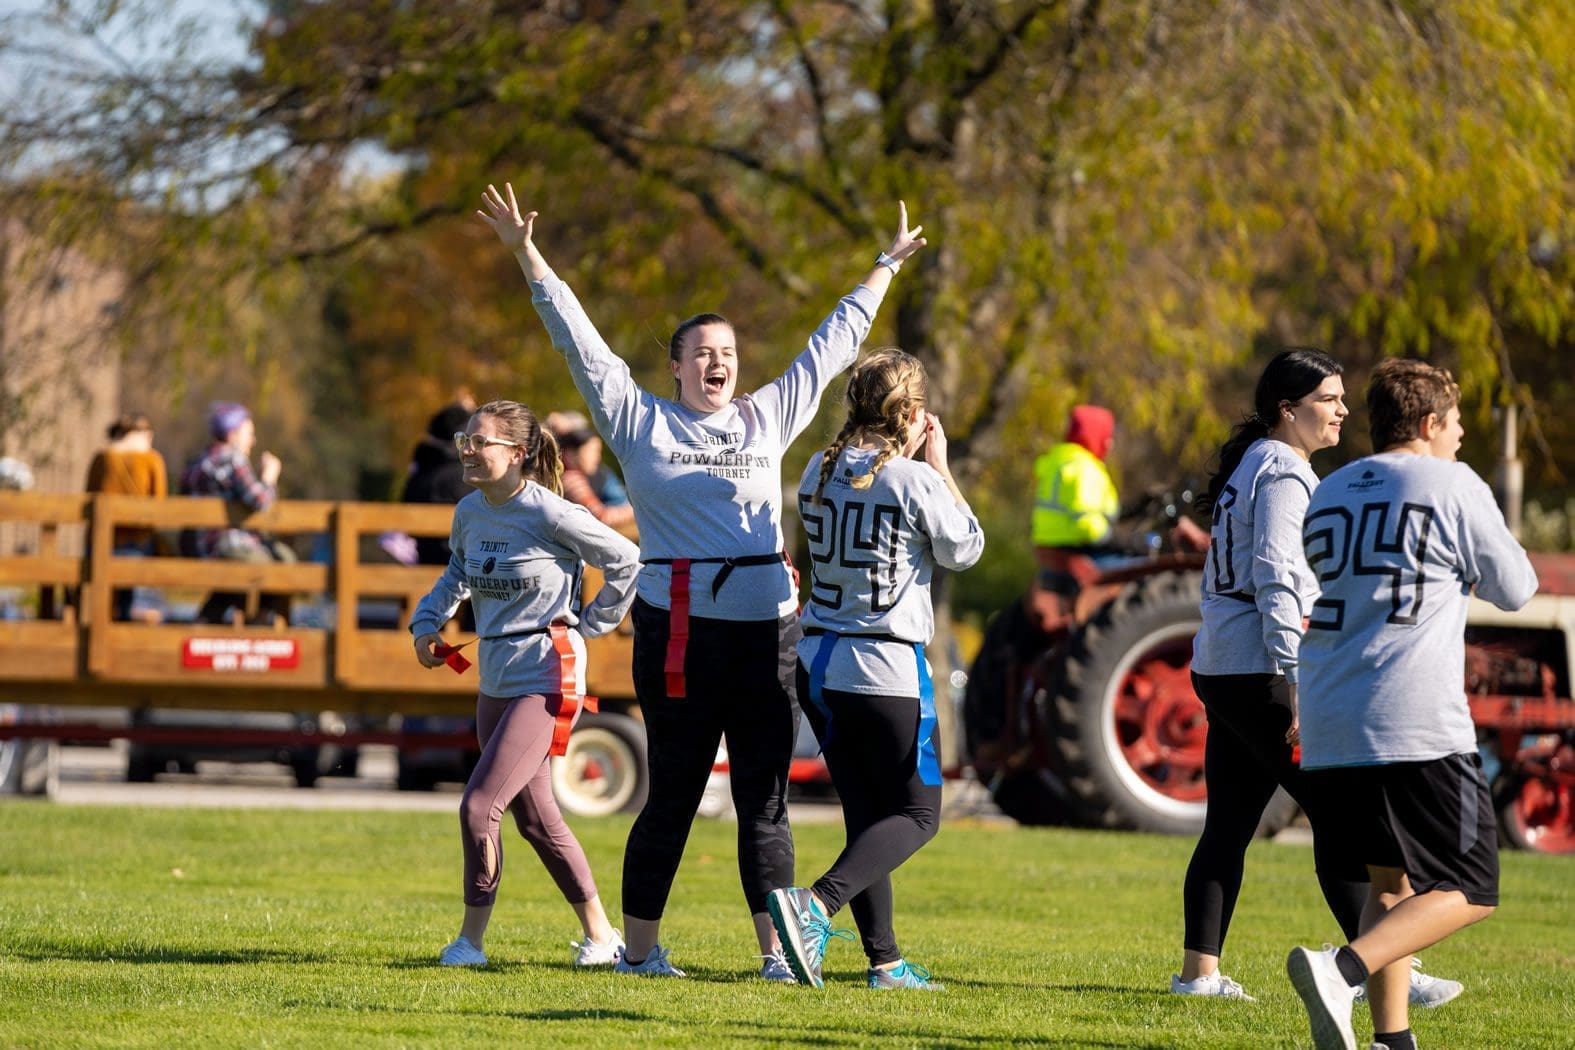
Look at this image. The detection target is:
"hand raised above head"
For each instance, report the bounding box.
[476,182,537,254]
[885,200,928,264]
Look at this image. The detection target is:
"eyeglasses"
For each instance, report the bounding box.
[454,432,522,454]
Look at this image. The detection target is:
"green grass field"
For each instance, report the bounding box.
[2,803,1572,1048]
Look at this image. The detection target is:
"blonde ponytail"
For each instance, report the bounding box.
[820,348,929,496]
[532,427,564,497]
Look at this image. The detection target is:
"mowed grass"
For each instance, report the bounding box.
[2,803,1573,1048]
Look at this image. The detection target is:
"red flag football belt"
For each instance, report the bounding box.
[434,622,597,756]
[644,553,797,698]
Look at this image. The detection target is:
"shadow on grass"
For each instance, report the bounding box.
[316,1003,1166,1048]
[13,944,337,965]
[943,977,1173,998]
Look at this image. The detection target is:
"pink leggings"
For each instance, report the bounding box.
[460,692,598,908]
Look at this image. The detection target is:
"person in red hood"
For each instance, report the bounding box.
[1030,406,1124,618]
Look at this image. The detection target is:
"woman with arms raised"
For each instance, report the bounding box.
[478,185,925,980]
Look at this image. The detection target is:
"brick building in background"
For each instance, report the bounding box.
[0,222,123,555]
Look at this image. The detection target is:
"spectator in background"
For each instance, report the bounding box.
[181,401,291,624]
[403,401,477,566]
[85,413,169,622]
[545,410,634,529]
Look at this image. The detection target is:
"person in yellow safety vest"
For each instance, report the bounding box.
[1032,405,1119,551]
[1030,405,1125,624]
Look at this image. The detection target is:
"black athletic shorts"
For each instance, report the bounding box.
[1313,752,1499,906]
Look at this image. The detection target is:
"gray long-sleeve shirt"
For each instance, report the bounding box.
[1191,439,1319,683]
[796,448,984,695]
[409,482,640,698]
[530,274,879,621]
[1298,453,1538,768]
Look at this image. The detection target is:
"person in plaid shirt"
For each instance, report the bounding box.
[180,401,291,623]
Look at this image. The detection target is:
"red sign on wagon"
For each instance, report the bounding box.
[181,637,300,673]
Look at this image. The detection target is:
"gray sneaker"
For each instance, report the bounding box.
[613,943,686,977]
[766,887,853,989]
[1287,945,1358,1050]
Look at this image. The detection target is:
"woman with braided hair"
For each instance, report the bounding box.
[478,183,926,980]
[409,399,639,970]
[768,349,983,991]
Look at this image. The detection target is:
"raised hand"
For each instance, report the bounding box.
[476,182,537,255]
[885,200,927,264]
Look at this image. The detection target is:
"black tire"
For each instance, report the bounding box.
[1051,570,1209,835]
[963,599,1056,765]
[988,768,1083,827]
[291,754,321,789]
[395,764,440,792]
[551,710,648,817]
[126,745,159,783]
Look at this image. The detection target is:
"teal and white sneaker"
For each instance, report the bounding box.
[571,929,625,967]
[867,959,944,991]
[767,887,854,989]
[760,949,798,984]
[438,935,488,967]
[613,943,687,977]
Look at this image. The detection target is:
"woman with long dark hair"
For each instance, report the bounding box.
[1170,350,1459,1007]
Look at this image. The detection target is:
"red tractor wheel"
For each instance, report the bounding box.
[1051,570,1297,837]
[1498,737,1575,854]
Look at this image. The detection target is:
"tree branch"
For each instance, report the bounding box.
[570,105,813,299]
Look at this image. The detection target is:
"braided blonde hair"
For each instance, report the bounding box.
[812,348,928,506]
[474,399,565,497]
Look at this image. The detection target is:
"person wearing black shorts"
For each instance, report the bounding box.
[1286,360,1538,1050]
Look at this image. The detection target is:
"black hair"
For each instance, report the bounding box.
[1198,347,1343,514]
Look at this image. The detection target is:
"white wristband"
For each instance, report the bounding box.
[875,251,902,274]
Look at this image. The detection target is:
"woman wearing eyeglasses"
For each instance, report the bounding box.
[478,184,925,980]
[410,399,640,970]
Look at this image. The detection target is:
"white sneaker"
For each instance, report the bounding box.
[1287,945,1358,1050]
[1353,957,1464,1008]
[613,943,687,977]
[760,949,798,984]
[1169,971,1257,1001]
[571,929,625,967]
[438,935,488,967]
[1407,957,1463,1008]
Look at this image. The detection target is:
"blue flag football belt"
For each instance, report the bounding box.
[802,627,942,787]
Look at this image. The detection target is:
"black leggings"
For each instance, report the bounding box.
[798,668,941,967]
[1183,672,1368,957]
[621,598,799,919]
